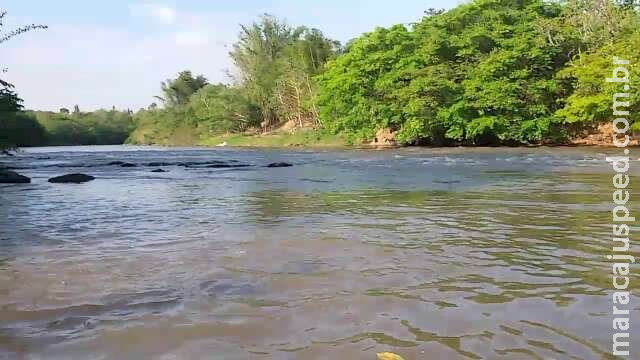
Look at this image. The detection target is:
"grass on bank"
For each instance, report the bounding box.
[126,119,348,147]
[198,129,347,148]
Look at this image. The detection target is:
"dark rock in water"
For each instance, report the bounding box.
[107,161,126,166]
[84,319,98,330]
[204,164,251,168]
[147,160,246,168]
[179,161,251,169]
[48,173,95,183]
[120,163,136,168]
[151,169,167,173]
[266,162,293,168]
[180,161,225,167]
[0,170,31,183]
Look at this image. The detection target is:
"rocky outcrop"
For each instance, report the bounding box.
[48,173,95,183]
[266,162,293,168]
[370,128,397,146]
[0,170,31,183]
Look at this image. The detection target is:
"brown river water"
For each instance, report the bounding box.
[0,145,638,359]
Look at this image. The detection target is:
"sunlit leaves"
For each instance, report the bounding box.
[315,0,639,145]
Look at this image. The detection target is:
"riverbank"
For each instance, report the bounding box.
[124,123,639,149]
[125,125,349,148]
[199,129,347,148]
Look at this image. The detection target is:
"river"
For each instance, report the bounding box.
[0,145,638,359]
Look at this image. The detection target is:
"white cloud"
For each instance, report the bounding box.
[174,30,209,47]
[2,20,234,111]
[129,3,177,25]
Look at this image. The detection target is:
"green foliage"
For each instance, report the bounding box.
[131,15,340,146]
[29,109,134,145]
[8,2,640,149]
[0,10,47,150]
[230,15,339,127]
[127,105,201,145]
[189,84,261,133]
[0,87,22,113]
[316,24,419,143]
[557,30,640,127]
[0,112,46,148]
[316,0,640,145]
[156,71,208,107]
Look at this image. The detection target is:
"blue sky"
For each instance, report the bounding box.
[3,1,457,110]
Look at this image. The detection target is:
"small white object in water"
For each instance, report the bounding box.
[216,142,227,147]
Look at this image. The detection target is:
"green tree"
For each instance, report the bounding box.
[189,84,261,133]
[229,15,339,130]
[0,10,47,151]
[315,0,630,145]
[156,70,209,107]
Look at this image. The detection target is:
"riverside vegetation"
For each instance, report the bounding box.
[2,0,640,150]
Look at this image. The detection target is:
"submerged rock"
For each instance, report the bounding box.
[147,162,172,167]
[266,162,293,168]
[106,161,126,166]
[0,170,31,183]
[48,173,95,183]
[146,160,245,168]
[120,163,137,168]
[179,161,227,167]
[151,169,167,173]
[204,164,251,168]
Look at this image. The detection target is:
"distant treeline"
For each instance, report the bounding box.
[1,108,134,148]
[3,0,640,149]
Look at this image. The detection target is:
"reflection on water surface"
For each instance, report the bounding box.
[0,145,638,359]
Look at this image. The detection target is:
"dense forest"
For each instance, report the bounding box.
[2,0,640,149]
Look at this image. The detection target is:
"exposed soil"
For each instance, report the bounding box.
[370,128,398,146]
[569,123,639,146]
